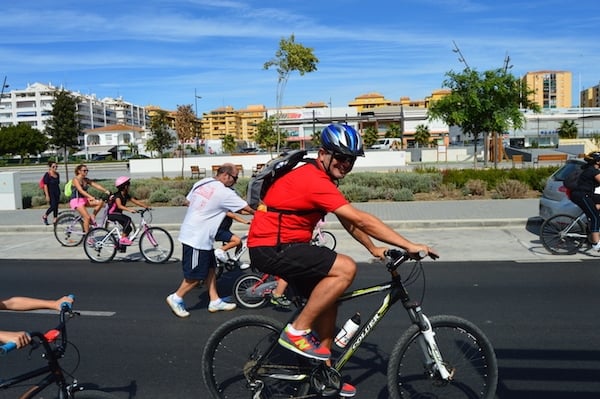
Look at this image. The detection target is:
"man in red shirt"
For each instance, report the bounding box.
[248,124,438,398]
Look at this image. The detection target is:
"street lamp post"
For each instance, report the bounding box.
[194,88,202,150]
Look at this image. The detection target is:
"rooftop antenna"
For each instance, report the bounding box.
[452,40,470,70]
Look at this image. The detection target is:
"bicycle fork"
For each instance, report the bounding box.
[409,307,454,382]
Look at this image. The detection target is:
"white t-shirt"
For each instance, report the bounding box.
[178,178,248,250]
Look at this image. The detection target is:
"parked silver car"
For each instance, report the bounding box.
[539,159,585,220]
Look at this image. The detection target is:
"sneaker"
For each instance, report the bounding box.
[166,294,190,318]
[592,242,600,251]
[270,293,291,307]
[278,325,331,361]
[340,382,357,397]
[208,298,237,313]
[214,248,228,262]
[42,215,49,225]
[119,237,133,246]
[86,237,95,246]
[239,262,251,270]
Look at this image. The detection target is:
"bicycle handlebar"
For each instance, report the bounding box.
[384,249,427,272]
[0,294,75,356]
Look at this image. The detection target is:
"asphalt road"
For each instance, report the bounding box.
[1,259,599,399]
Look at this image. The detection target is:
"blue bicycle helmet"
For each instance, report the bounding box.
[321,124,365,157]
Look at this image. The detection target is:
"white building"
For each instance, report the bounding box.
[0,82,149,151]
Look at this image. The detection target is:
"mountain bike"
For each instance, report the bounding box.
[202,249,498,398]
[539,212,590,254]
[83,208,174,263]
[0,296,119,399]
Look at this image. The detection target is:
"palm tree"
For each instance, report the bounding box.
[414,124,431,148]
[557,119,578,139]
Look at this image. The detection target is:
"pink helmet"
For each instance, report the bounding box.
[115,176,131,188]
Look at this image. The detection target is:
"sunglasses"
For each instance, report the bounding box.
[228,173,239,182]
[81,169,89,172]
[331,153,357,164]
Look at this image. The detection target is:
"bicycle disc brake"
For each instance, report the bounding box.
[310,365,341,397]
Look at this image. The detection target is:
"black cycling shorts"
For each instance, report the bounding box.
[249,243,337,298]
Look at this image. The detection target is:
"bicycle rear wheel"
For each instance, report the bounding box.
[233,273,275,309]
[540,214,586,255]
[139,227,174,263]
[388,315,497,399]
[83,228,118,263]
[54,212,84,247]
[202,315,311,398]
[312,230,336,250]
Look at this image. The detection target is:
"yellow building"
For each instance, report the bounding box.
[522,70,572,109]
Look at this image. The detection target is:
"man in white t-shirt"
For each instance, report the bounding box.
[166,163,254,317]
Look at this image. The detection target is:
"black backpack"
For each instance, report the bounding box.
[246,149,309,209]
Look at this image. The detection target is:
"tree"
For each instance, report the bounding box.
[255,116,283,155]
[174,104,196,178]
[362,126,379,148]
[146,110,176,179]
[264,34,319,152]
[414,124,431,148]
[45,89,81,179]
[385,122,403,142]
[428,67,539,168]
[557,119,578,139]
[0,124,48,162]
[222,134,236,153]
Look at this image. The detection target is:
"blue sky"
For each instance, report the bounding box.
[1,0,598,112]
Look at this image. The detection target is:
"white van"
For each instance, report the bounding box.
[370,138,401,150]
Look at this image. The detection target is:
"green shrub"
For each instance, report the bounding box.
[339,184,371,202]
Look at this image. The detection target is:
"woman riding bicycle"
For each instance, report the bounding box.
[569,151,600,251]
[69,164,111,233]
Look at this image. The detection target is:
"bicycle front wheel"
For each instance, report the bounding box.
[313,230,336,250]
[139,227,174,263]
[540,214,586,255]
[388,315,497,399]
[54,212,84,247]
[83,228,117,263]
[202,315,310,398]
[233,273,273,309]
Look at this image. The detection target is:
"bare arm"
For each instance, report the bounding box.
[0,296,73,311]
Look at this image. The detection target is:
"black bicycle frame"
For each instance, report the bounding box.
[0,332,69,397]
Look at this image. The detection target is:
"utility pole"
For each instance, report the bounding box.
[194,88,202,150]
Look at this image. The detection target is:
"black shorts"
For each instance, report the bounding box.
[249,243,337,298]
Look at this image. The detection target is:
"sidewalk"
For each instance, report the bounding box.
[2,198,591,263]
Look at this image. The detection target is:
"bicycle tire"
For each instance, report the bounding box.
[83,228,117,263]
[312,230,336,250]
[233,273,274,309]
[387,314,497,399]
[202,315,311,398]
[139,227,174,263]
[540,214,587,255]
[72,389,120,398]
[54,212,84,247]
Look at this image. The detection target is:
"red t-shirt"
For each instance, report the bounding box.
[247,162,348,247]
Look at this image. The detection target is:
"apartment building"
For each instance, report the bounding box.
[522,71,572,109]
